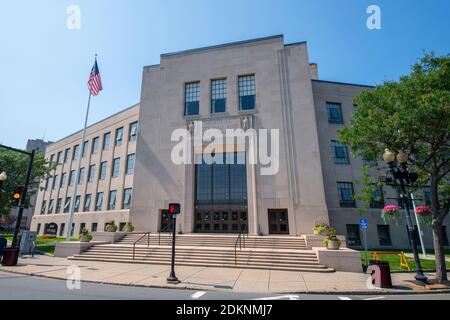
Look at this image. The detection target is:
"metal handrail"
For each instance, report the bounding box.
[132,232,151,260]
[234,231,244,265]
[158,224,172,246]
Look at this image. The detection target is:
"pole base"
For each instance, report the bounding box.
[167,276,180,284]
[415,273,429,286]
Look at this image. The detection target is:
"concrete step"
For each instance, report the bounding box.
[68,255,334,272]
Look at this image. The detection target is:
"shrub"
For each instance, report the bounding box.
[124,222,135,232]
[105,221,118,232]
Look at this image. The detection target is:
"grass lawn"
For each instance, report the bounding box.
[0,233,78,245]
[35,245,55,255]
[360,250,450,271]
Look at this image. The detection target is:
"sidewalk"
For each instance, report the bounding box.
[1,255,449,294]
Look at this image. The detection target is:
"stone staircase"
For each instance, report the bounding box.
[68,233,334,272]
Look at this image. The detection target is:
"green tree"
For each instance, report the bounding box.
[0,148,53,217]
[339,53,450,283]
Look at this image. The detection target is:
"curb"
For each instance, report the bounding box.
[2,268,450,296]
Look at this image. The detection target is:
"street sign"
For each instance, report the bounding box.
[168,203,181,215]
[359,217,368,229]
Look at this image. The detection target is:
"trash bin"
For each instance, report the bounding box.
[1,247,20,266]
[368,260,392,288]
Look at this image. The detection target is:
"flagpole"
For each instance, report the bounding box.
[66,91,92,240]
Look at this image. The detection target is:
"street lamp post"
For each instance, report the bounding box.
[0,144,35,266]
[382,149,428,286]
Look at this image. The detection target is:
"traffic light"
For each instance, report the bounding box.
[11,186,23,207]
[168,203,181,215]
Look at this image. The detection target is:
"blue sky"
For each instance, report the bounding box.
[1,0,449,149]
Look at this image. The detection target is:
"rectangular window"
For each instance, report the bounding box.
[79,223,86,234]
[377,225,392,246]
[49,154,55,166]
[95,192,104,211]
[60,173,66,188]
[78,168,84,185]
[238,75,256,110]
[331,140,350,164]
[184,82,200,116]
[40,200,47,215]
[346,224,361,246]
[63,197,71,213]
[57,151,62,164]
[82,141,88,158]
[363,157,377,166]
[108,190,117,210]
[112,158,120,177]
[69,170,75,186]
[92,137,99,154]
[326,102,343,124]
[52,175,58,190]
[56,198,62,213]
[59,223,65,237]
[126,154,135,175]
[88,164,96,182]
[103,132,111,151]
[45,177,50,191]
[64,148,71,163]
[99,161,107,180]
[91,223,98,232]
[129,122,138,142]
[115,127,123,146]
[83,194,91,212]
[337,182,355,207]
[73,145,79,160]
[122,188,132,209]
[211,79,227,113]
[74,195,80,212]
[47,199,54,214]
[370,185,384,208]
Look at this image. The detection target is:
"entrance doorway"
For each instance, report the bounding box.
[194,206,248,233]
[268,209,289,234]
[159,210,173,233]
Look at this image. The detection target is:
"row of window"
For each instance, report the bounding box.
[184,75,256,116]
[45,154,135,191]
[346,224,449,247]
[48,121,138,165]
[326,102,357,124]
[337,182,432,209]
[40,187,133,215]
[36,221,131,237]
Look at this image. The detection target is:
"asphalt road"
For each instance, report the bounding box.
[0,271,449,300]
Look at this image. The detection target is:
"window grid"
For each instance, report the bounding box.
[126,154,135,175]
[123,188,132,209]
[331,140,350,164]
[184,82,200,116]
[238,75,256,110]
[377,225,392,246]
[337,182,355,208]
[346,224,361,246]
[327,102,343,124]
[211,79,227,113]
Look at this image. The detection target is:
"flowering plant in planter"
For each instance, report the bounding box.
[381,205,401,224]
[415,205,432,225]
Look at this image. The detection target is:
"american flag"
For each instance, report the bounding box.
[87,58,103,96]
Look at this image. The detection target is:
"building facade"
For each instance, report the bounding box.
[31,35,449,250]
[30,104,139,236]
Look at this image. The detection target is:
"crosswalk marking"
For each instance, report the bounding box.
[254,295,301,300]
[191,291,207,299]
[364,296,385,300]
[338,296,352,300]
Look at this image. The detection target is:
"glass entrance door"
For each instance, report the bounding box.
[194,207,247,233]
[160,209,173,232]
[268,209,289,234]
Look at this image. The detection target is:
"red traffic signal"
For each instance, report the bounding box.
[11,186,23,207]
[168,203,180,215]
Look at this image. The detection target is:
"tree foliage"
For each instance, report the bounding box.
[339,52,450,282]
[0,148,53,216]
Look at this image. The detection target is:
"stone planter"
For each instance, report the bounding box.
[326,240,341,250]
[79,235,90,243]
